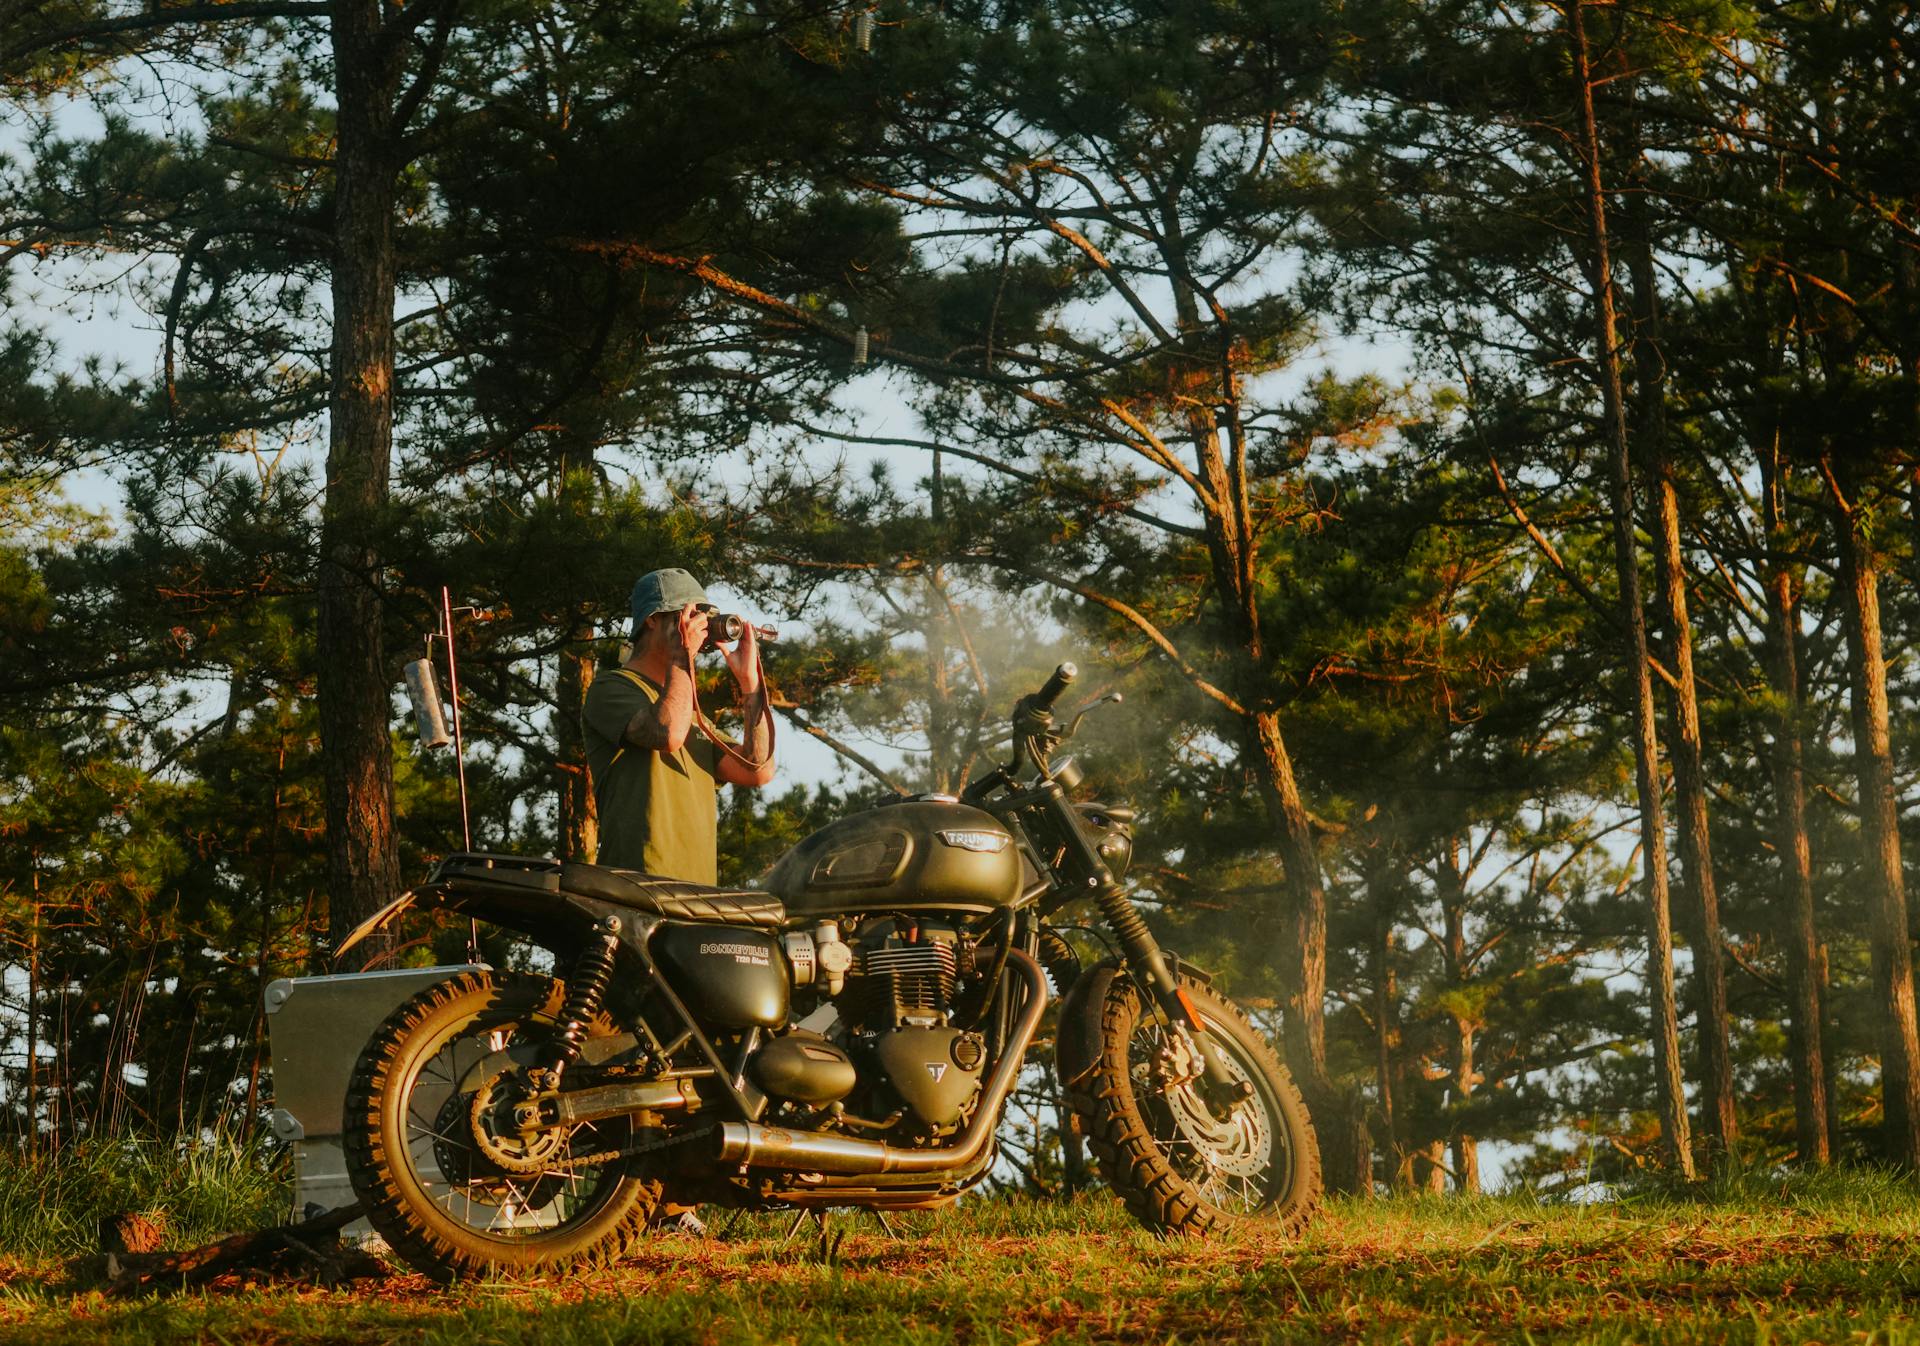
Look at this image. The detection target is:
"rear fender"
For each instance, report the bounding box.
[332,881,648,964]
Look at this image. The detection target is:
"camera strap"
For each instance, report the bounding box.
[676,612,776,773]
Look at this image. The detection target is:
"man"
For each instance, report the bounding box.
[581,567,776,884]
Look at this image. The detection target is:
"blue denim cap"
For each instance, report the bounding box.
[630,567,709,639]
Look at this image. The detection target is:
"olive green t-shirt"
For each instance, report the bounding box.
[581,669,732,885]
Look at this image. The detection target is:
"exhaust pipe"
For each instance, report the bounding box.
[717,949,1049,1176]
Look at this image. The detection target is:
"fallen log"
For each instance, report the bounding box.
[95,1203,385,1296]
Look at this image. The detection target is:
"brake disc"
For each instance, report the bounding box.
[1163,1079,1270,1178]
[1139,1026,1271,1180]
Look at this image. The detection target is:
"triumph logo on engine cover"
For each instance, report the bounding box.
[925,1062,949,1082]
[699,941,769,965]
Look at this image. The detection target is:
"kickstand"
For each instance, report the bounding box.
[778,1208,814,1248]
[778,1206,904,1254]
[778,1208,864,1260]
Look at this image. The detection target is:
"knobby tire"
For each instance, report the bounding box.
[342,969,659,1282]
[1064,968,1321,1236]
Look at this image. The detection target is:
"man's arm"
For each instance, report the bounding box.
[621,604,705,754]
[622,660,696,754]
[716,621,776,787]
[716,686,776,786]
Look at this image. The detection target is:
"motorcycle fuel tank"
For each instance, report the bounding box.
[760,799,1020,918]
[653,924,789,1029]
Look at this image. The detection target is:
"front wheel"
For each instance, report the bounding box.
[342,970,659,1281]
[1064,967,1320,1236]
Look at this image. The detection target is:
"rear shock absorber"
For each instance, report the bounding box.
[544,914,621,1079]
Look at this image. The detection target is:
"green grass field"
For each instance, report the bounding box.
[5,1160,1920,1344]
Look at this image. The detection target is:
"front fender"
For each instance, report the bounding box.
[1052,954,1221,1092]
[1054,961,1120,1093]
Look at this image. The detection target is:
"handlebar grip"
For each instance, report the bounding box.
[1031,662,1078,713]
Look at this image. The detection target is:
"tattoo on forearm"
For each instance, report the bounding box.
[742,690,772,759]
[621,665,695,752]
[623,706,672,750]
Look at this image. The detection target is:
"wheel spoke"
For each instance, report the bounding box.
[1126,1003,1294,1216]
[379,1010,627,1245]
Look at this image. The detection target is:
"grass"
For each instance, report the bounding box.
[5,1165,1920,1343]
[0,1136,289,1261]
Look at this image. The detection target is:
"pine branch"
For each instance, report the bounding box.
[3,2,328,68]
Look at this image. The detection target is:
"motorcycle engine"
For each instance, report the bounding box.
[838,918,987,1131]
[760,916,992,1133]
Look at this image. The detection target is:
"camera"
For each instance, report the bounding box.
[697,607,777,651]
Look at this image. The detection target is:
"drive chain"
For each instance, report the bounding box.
[543,1122,719,1172]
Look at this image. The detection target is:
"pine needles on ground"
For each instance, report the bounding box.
[5,1166,1920,1344]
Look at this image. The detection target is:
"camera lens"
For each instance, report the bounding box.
[702,614,745,649]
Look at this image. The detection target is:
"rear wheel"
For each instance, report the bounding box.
[1066,968,1320,1236]
[343,970,659,1281]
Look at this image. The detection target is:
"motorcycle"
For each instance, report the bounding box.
[337,661,1320,1279]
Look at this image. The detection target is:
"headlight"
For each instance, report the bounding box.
[1075,803,1135,880]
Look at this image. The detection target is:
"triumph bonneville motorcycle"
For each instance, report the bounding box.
[338,662,1320,1280]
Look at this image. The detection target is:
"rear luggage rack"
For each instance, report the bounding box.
[431,851,563,893]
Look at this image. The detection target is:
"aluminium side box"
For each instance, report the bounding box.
[264,965,480,1232]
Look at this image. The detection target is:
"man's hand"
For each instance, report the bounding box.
[720,616,762,696]
[673,603,710,664]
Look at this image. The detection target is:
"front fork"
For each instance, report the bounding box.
[1095,878,1246,1106]
[1039,780,1246,1108]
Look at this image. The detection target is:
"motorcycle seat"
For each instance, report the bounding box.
[557,862,786,930]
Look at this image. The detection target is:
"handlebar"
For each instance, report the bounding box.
[963,662,1083,803]
[1030,662,1077,715]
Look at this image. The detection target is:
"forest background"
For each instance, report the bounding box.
[1,0,1916,1201]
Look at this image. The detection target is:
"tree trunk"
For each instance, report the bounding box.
[319,0,406,963]
[1445,1012,1483,1195]
[1650,457,1737,1154]
[1630,247,1737,1159]
[1452,1124,1481,1196]
[1826,453,1920,1167]
[1439,847,1481,1194]
[555,626,599,862]
[1568,0,1695,1178]
[926,573,955,794]
[1758,442,1830,1165]
[1252,707,1371,1194]
[25,891,38,1154]
[1417,1139,1446,1195]
[1371,891,1400,1192]
[1819,942,1841,1148]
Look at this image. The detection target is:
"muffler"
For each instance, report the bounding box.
[716,950,1049,1176]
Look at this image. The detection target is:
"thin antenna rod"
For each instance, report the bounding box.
[442,585,473,851]
[442,587,480,964]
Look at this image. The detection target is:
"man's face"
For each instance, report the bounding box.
[639,604,711,654]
